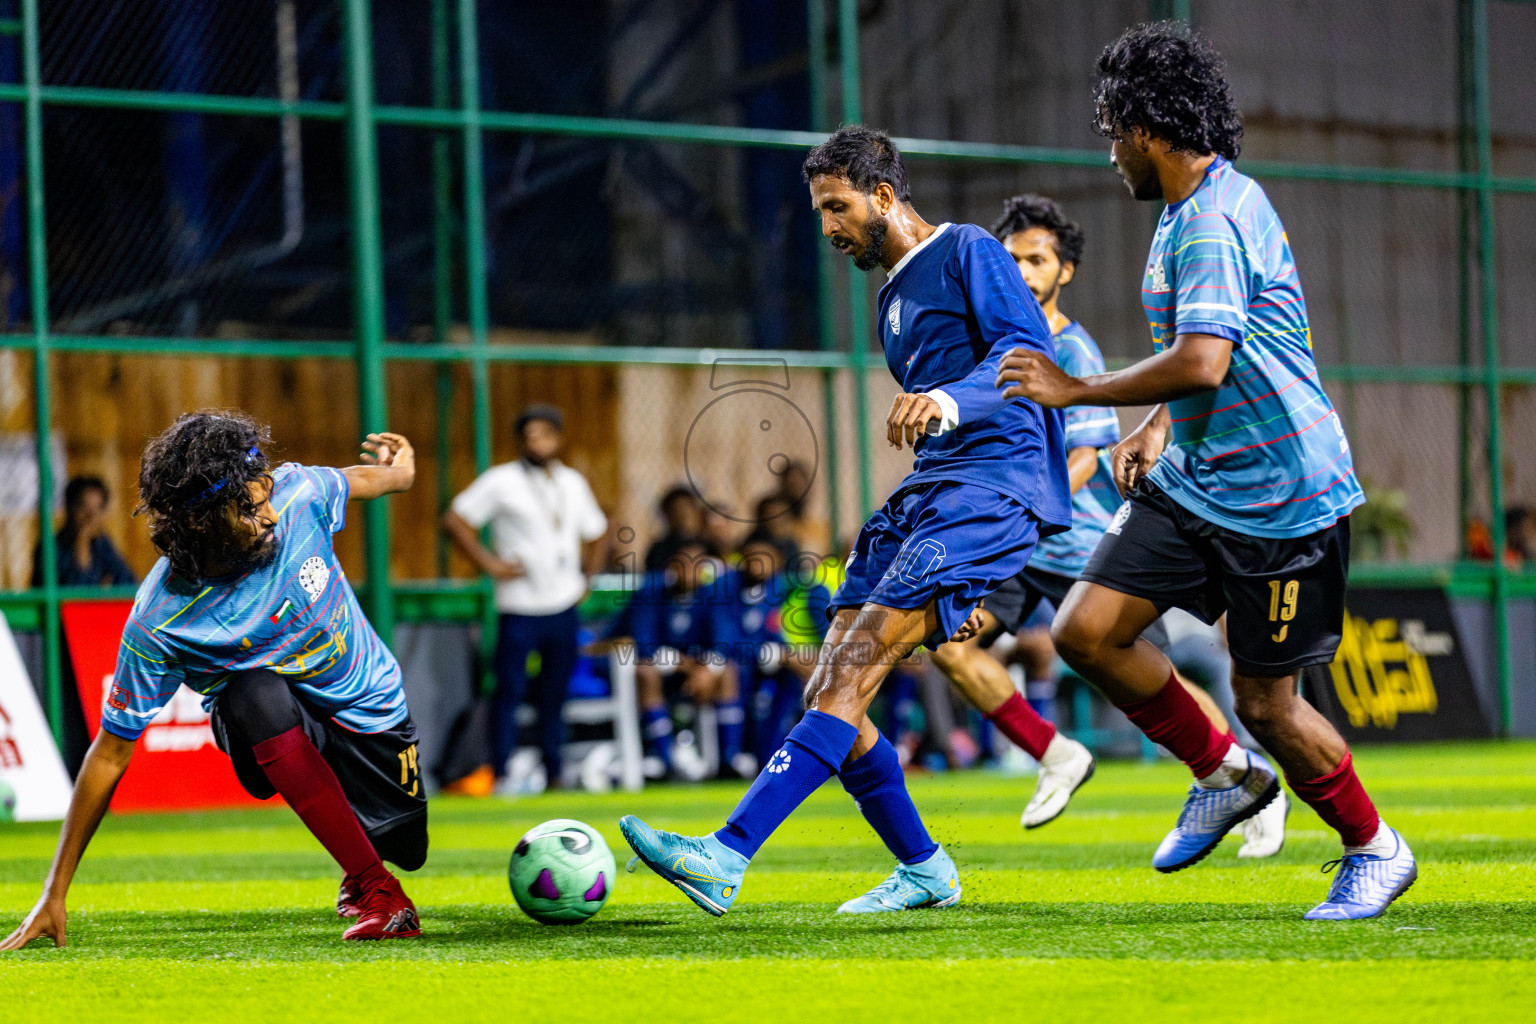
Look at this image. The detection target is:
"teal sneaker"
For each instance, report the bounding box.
[619,815,747,917]
[836,845,962,913]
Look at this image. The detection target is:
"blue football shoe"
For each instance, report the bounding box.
[1304,827,1417,921]
[1152,749,1279,873]
[618,815,747,917]
[836,845,962,913]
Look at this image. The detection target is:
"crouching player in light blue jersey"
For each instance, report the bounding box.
[620,126,1071,916]
[999,22,1414,920]
[2,412,426,949]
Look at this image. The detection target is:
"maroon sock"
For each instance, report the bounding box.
[253,726,388,883]
[1118,674,1232,778]
[1287,750,1381,847]
[985,692,1057,760]
[1224,731,1241,748]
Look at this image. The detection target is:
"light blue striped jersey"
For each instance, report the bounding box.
[1143,157,1364,538]
[102,463,407,740]
[1029,322,1121,576]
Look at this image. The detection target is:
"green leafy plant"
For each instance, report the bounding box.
[1352,477,1415,561]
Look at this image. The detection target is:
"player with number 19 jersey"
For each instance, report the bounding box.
[1141,156,1363,538]
[104,463,407,740]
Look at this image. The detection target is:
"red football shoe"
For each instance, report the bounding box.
[337,873,363,918]
[342,873,421,941]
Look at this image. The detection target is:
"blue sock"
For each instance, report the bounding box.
[1026,679,1056,725]
[716,700,745,764]
[840,732,938,864]
[643,707,675,769]
[716,710,857,860]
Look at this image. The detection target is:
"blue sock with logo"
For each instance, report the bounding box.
[715,699,746,765]
[715,709,858,860]
[840,732,938,864]
[643,707,675,769]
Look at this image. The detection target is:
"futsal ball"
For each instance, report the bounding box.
[0,780,16,823]
[508,818,616,924]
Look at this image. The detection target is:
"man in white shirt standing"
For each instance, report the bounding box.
[442,405,608,790]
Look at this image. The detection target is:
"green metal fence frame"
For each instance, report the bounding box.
[1,0,1533,743]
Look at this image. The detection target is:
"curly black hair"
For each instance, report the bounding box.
[802,124,911,202]
[135,410,275,581]
[991,194,1085,267]
[1093,21,1242,160]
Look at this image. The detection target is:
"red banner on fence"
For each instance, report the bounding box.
[63,600,262,812]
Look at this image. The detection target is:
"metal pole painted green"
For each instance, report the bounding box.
[838,0,871,518]
[20,0,62,745]
[458,0,498,692]
[808,0,842,553]
[1472,0,1512,733]
[1455,0,1475,557]
[342,0,394,644]
[431,0,455,578]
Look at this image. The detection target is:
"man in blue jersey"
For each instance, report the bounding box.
[608,538,721,781]
[619,125,1070,916]
[2,412,425,949]
[698,530,829,776]
[998,22,1414,920]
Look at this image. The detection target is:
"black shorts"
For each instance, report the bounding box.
[1079,480,1349,677]
[984,565,1170,650]
[212,695,427,840]
[985,566,1074,636]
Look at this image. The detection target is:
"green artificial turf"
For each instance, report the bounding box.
[2,741,1533,1022]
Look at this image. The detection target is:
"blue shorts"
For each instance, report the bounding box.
[832,481,1041,648]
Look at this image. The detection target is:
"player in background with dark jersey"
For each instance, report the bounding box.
[999,22,1415,920]
[2,412,426,949]
[620,126,1070,916]
[930,194,1273,841]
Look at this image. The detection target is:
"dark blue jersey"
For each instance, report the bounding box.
[606,571,705,660]
[876,222,1071,535]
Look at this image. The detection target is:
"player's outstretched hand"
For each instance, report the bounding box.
[1,896,66,950]
[1111,426,1163,496]
[948,605,987,644]
[887,393,943,449]
[996,348,1082,408]
[361,431,415,471]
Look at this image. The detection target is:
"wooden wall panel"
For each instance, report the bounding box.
[6,352,621,589]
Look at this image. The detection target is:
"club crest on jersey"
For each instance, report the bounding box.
[299,556,330,601]
[1146,257,1171,294]
[887,295,902,336]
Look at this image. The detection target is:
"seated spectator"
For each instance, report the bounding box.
[644,486,710,572]
[698,530,829,777]
[752,494,801,559]
[607,539,724,780]
[33,476,136,587]
[769,458,831,557]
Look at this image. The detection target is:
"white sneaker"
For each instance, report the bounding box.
[671,740,710,782]
[1021,734,1095,829]
[579,742,618,794]
[496,748,547,797]
[1238,786,1289,858]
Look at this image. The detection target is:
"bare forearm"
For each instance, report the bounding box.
[1072,334,1231,407]
[342,464,412,501]
[44,735,131,899]
[441,511,499,573]
[1067,446,1100,494]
